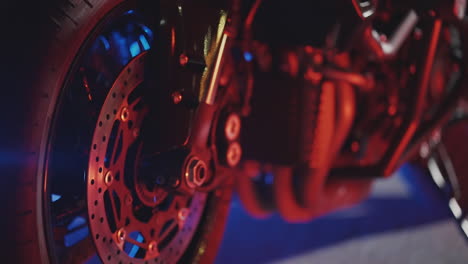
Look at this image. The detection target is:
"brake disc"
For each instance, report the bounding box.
[87,52,207,263]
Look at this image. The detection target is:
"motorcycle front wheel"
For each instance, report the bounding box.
[1,0,232,263]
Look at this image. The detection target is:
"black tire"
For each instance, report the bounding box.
[0,1,231,263]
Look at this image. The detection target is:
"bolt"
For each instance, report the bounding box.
[125,194,133,206]
[185,157,208,188]
[117,228,126,242]
[178,208,189,221]
[305,68,322,85]
[224,113,241,141]
[226,142,242,167]
[420,142,430,159]
[179,54,189,66]
[312,53,324,65]
[120,107,130,122]
[194,162,207,185]
[171,179,181,188]
[104,171,113,186]
[172,91,183,104]
[148,241,159,256]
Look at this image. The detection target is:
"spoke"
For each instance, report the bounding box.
[129,96,142,108]
[154,207,176,228]
[158,218,179,242]
[109,184,134,231]
[107,186,123,226]
[108,150,126,181]
[53,199,87,226]
[118,199,133,226]
[110,124,134,172]
[154,196,187,238]
[107,143,131,227]
[110,130,125,167]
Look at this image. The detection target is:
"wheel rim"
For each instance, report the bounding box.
[46,8,206,263]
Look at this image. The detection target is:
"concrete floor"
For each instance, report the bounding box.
[215,164,468,264]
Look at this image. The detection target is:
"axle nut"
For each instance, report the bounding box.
[185,157,209,188]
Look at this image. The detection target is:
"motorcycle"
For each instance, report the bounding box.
[1,0,467,263]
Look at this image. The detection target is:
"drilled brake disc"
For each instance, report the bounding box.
[87,52,207,264]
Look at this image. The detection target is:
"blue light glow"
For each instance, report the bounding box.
[244,52,254,62]
[64,226,89,247]
[264,172,274,185]
[99,36,110,50]
[51,194,62,202]
[125,10,135,15]
[129,41,141,57]
[67,216,87,231]
[141,25,154,39]
[139,35,150,50]
[109,31,131,65]
[129,233,144,257]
